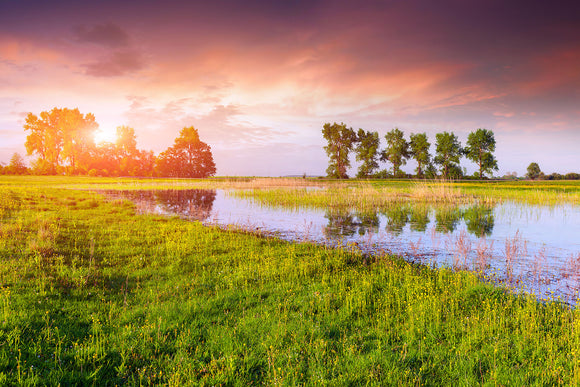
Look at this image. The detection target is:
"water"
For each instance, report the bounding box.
[100,189,580,304]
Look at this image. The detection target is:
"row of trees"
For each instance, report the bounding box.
[1,107,216,178]
[322,122,498,179]
[524,162,580,181]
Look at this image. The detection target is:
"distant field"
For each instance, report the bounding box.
[0,176,579,384]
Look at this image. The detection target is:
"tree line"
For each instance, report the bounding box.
[322,122,499,179]
[0,107,216,178]
[524,162,580,181]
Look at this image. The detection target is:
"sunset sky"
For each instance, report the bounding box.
[1,0,579,176]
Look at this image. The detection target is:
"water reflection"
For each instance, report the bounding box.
[409,207,429,232]
[435,206,463,233]
[103,189,216,221]
[383,207,410,235]
[323,203,496,239]
[323,210,380,239]
[464,205,495,237]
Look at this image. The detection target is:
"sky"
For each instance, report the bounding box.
[0,0,579,177]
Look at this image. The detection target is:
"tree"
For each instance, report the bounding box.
[409,132,431,178]
[156,126,216,178]
[354,129,380,178]
[115,126,140,175]
[464,128,498,178]
[116,126,138,155]
[322,122,356,179]
[434,131,463,179]
[5,153,28,175]
[381,128,409,177]
[131,150,155,177]
[24,107,98,174]
[526,162,541,180]
[88,142,118,176]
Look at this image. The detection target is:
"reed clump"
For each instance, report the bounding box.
[409,181,473,203]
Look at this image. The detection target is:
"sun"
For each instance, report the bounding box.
[94,127,117,144]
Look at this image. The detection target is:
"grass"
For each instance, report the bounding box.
[4,175,580,206]
[0,176,580,384]
[231,179,580,211]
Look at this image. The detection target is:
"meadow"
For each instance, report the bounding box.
[1,176,580,385]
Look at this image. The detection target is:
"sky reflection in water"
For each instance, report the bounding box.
[101,189,580,304]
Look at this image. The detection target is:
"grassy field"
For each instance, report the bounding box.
[1,176,580,384]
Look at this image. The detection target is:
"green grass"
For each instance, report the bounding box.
[1,177,580,384]
[232,179,580,211]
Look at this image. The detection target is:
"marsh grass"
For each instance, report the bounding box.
[232,181,475,215]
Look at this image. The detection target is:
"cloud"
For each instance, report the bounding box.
[120,97,295,155]
[72,22,129,47]
[493,112,516,118]
[83,50,144,77]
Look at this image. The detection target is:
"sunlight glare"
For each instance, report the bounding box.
[94,128,117,144]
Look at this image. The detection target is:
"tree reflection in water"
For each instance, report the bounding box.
[409,206,429,232]
[463,204,495,237]
[323,203,496,239]
[104,190,496,242]
[323,210,380,239]
[382,207,410,235]
[355,211,380,236]
[434,206,463,233]
[103,189,216,221]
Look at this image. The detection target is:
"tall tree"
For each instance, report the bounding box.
[156,126,216,178]
[409,132,431,178]
[115,126,138,156]
[115,126,139,175]
[526,162,541,180]
[434,131,463,179]
[61,109,98,174]
[322,122,356,179]
[354,129,380,178]
[464,128,498,178]
[381,128,409,177]
[24,107,98,174]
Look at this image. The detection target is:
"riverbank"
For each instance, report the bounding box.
[0,178,578,384]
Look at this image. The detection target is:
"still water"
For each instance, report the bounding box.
[101,189,580,304]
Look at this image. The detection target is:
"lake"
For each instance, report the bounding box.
[100,189,580,304]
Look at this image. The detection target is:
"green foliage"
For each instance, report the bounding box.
[381,128,409,177]
[322,122,356,179]
[527,162,541,180]
[424,163,438,179]
[409,133,431,178]
[156,126,216,178]
[434,132,463,179]
[354,129,380,178]
[465,128,498,178]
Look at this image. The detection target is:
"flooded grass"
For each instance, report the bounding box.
[97,186,580,303]
[2,177,580,383]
